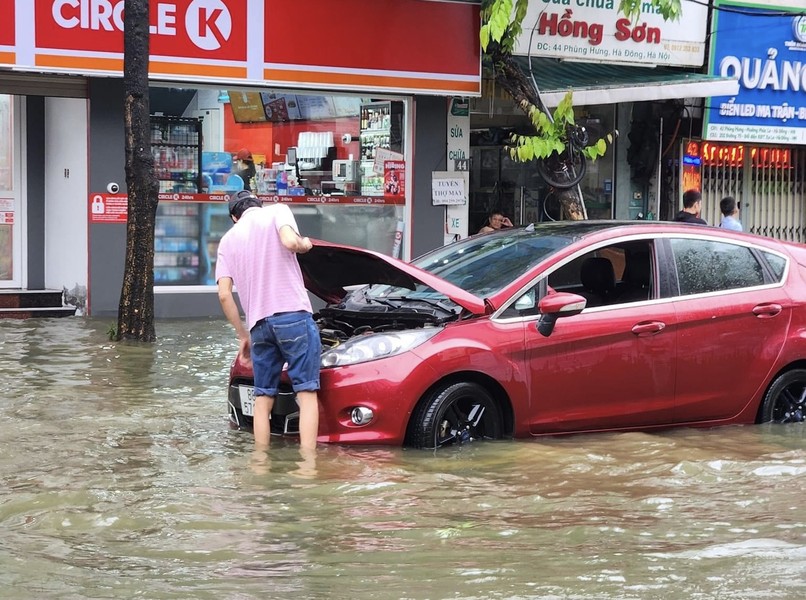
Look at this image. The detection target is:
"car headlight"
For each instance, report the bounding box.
[321,328,440,368]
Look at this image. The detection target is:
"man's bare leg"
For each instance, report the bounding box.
[296,391,319,450]
[253,394,275,450]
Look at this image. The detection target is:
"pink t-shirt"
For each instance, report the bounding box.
[215,204,312,331]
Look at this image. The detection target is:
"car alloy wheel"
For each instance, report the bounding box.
[407,382,503,449]
[760,369,806,423]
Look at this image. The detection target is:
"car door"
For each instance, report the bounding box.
[666,237,792,423]
[519,240,679,434]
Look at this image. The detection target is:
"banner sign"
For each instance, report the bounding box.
[446,97,470,240]
[383,160,406,198]
[3,0,481,96]
[704,1,806,144]
[89,192,405,223]
[514,1,708,67]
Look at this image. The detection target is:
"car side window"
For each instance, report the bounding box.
[670,238,765,296]
[546,242,655,309]
[499,241,657,318]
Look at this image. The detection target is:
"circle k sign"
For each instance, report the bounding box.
[186,0,232,51]
[50,0,234,52]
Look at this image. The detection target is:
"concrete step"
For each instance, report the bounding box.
[0,306,77,319]
[0,290,77,319]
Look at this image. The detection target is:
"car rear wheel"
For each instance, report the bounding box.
[407,382,503,449]
[760,369,806,423]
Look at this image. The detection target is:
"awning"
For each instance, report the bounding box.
[518,58,739,108]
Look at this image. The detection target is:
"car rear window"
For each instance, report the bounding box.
[761,250,786,282]
[670,238,765,295]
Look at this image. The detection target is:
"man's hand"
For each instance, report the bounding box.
[238,335,252,369]
[502,216,513,228]
[299,236,313,253]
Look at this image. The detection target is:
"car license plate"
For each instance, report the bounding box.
[238,385,255,416]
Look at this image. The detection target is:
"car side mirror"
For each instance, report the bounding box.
[536,292,586,337]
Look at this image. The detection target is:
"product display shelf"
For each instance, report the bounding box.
[154,203,202,285]
[151,115,203,194]
[359,101,403,196]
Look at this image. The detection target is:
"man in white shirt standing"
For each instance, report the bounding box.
[719,196,743,232]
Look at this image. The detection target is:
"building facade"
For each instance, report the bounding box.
[0,0,481,316]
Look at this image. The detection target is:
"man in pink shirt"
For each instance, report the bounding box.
[216,190,321,450]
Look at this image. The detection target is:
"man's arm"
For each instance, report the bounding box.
[279,224,313,253]
[217,276,251,365]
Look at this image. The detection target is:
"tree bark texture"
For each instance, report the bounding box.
[117,0,159,342]
[487,49,585,220]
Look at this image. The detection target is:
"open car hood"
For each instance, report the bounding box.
[299,239,487,315]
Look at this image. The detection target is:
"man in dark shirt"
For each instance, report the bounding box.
[674,189,707,225]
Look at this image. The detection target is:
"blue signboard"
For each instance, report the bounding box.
[704,1,806,144]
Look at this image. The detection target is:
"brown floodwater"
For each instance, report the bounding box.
[1,317,804,599]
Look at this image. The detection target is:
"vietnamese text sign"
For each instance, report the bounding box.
[432,172,466,206]
[705,1,806,145]
[89,194,128,223]
[515,1,708,67]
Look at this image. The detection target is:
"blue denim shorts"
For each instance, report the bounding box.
[250,311,321,397]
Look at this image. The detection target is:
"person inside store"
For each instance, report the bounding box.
[234,148,257,192]
[673,189,707,225]
[719,196,743,231]
[215,190,321,452]
[478,209,513,234]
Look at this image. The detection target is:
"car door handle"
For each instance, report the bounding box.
[752,303,782,317]
[631,321,666,336]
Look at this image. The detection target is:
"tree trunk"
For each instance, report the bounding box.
[116,0,159,342]
[488,49,585,220]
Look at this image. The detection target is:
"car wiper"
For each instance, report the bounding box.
[386,295,455,313]
[367,296,399,308]
[362,287,400,308]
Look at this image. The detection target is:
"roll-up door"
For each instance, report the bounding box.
[0,72,87,98]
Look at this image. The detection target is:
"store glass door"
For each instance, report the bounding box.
[0,95,22,288]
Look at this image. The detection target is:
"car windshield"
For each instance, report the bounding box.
[366,225,582,301]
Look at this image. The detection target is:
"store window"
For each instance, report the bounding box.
[468,104,616,232]
[0,95,13,281]
[149,87,408,286]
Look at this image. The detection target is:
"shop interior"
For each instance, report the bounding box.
[148,86,407,286]
[467,92,616,233]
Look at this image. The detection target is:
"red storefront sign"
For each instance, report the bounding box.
[89,192,403,224]
[157,192,406,206]
[264,0,481,94]
[35,0,249,79]
[0,0,15,66]
[10,0,480,95]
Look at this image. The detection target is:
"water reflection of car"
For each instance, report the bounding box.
[228,221,806,449]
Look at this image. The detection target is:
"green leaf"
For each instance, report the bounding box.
[480,24,490,50]
[596,138,607,154]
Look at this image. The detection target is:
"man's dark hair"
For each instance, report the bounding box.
[228,190,261,219]
[720,196,737,216]
[682,189,702,209]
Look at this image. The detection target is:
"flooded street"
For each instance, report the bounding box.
[1,317,804,599]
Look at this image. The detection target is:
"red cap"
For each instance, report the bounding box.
[235,148,252,161]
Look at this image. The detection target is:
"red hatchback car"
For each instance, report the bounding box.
[227,221,806,448]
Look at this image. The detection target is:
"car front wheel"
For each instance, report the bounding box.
[407,382,503,449]
[760,369,806,423]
